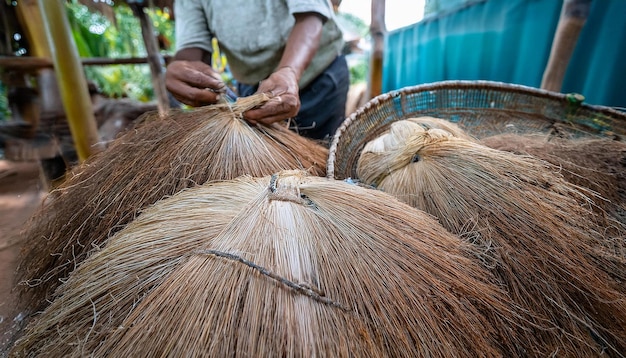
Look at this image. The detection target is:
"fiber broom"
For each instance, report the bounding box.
[356,120,626,356]
[481,133,626,228]
[15,94,328,314]
[12,170,551,357]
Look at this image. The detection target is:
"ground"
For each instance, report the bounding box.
[0,159,47,354]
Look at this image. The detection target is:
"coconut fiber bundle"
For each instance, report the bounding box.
[355,119,626,356]
[11,170,559,357]
[481,133,626,226]
[15,94,328,314]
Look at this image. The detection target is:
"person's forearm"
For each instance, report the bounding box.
[278,12,324,82]
[241,12,324,125]
[174,47,212,65]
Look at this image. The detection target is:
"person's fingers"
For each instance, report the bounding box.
[167,61,224,89]
[243,95,299,125]
[179,67,225,91]
[165,61,226,106]
[167,80,221,107]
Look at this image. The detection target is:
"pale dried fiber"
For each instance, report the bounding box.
[357,121,626,357]
[408,116,476,141]
[11,171,536,357]
[361,117,472,154]
[481,133,626,225]
[15,94,328,313]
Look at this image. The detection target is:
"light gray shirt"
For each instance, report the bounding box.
[174,0,345,88]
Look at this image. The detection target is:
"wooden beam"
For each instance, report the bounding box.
[0,56,52,70]
[83,55,173,66]
[0,55,173,71]
[369,0,386,99]
[39,0,103,162]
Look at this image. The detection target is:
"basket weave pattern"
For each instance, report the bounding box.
[328,81,626,180]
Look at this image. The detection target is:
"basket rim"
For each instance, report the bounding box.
[327,80,626,179]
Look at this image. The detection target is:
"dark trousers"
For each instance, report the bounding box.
[238,55,350,142]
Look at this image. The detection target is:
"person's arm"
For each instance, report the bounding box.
[244,12,324,126]
[165,48,227,107]
[165,0,226,107]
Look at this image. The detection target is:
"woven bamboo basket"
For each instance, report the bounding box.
[328,80,626,180]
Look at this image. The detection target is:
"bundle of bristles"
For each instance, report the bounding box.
[13,93,328,311]
[7,98,626,357]
[357,117,626,356]
[11,170,540,357]
[481,133,626,227]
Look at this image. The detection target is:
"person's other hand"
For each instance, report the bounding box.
[165,60,226,107]
[244,67,300,126]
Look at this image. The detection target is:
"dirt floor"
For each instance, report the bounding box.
[0,159,47,354]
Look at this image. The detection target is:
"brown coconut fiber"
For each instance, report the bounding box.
[15,94,328,314]
[10,170,541,357]
[481,133,626,226]
[356,120,626,357]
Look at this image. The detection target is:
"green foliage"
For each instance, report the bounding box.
[336,12,369,38]
[348,56,369,85]
[336,10,370,85]
[84,65,154,101]
[0,1,174,120]
[65,1,175,101]
[149,8,175,52]
[66,1,111,58]
[0,81,10,121]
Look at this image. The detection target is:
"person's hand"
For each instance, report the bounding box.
[244,67,300,126]
[165,60,226,107]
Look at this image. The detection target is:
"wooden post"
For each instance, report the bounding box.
[14,2,62,123]
[541,0,592,92]
[129,1,170,117]
[15,0,52,59]
[14,0,55,135]
[39,0,103,162]
[368,0,386,99]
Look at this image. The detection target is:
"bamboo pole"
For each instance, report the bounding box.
[38,0,103,162]
[368,0,386,99]
[540,0,592,92]
[129,1,170,117]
